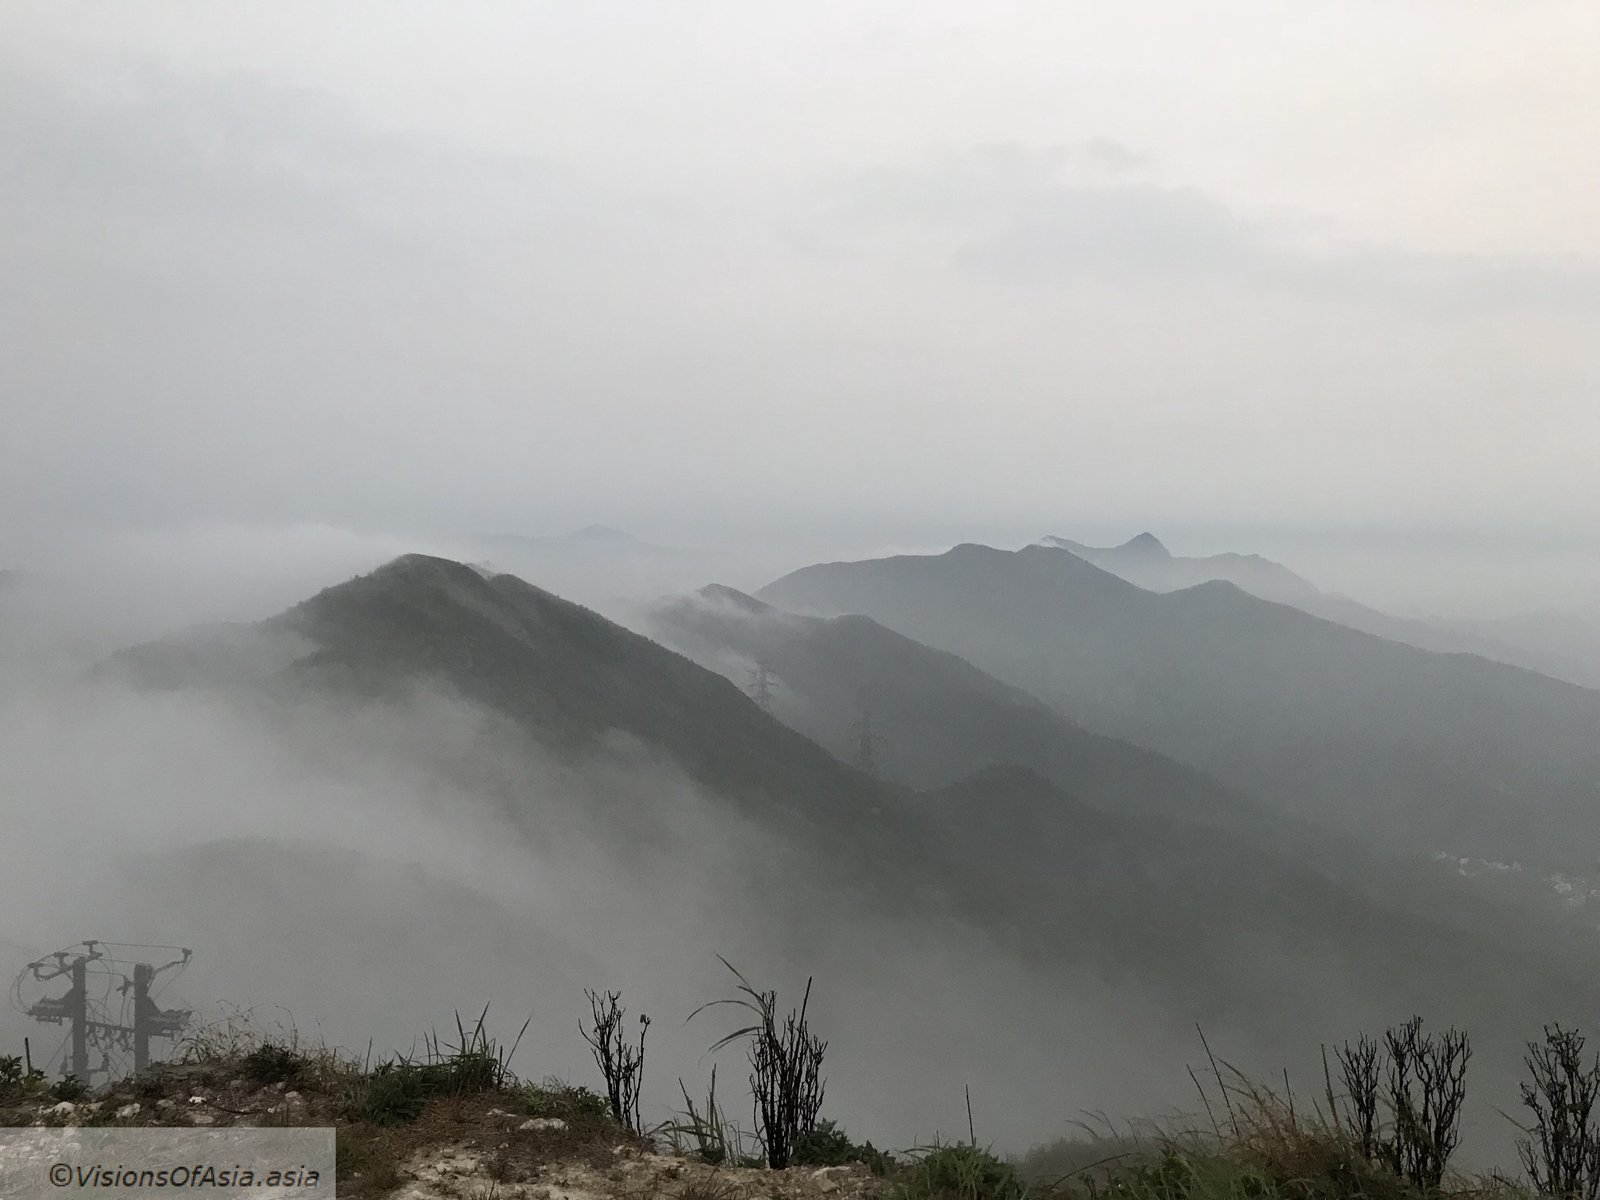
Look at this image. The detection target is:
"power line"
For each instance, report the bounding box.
[14,941,194,1085]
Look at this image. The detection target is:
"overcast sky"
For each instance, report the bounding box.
[4,3,1599,587]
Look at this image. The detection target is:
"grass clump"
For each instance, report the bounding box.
[1189,1069,1415,1200]
[795,1118,897,1174]
[0,1054,84,1114]
[359,1062,433,1126]
[1057,1045,1470,1200]
[521,1078,610,1122]
[1023,1034,1488,1200]
[241,1041,308,1086]
[49,1076,88,1102]
[357,1006,528,1126]
[0,1053,49,1104]
[896,1143,1030,1200]
[664,1065,766,1167]
[1087,1152,1274,1200]
[176,1006,363,1095]
[1017,1124,1158,1190]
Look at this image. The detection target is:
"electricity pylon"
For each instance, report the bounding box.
[850,706,885,778]
[746,661,777,713]
[14,942,193,1083]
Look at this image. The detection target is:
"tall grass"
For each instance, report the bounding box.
[664,1064,765,1167]
[897,1142,1031,1200]
[358,1006,528,1126]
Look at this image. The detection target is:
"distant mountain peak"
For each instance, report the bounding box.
[368,552,481,582]
[1117,532,1171,558]
[1034,532,1326,607]
[947,541,1007,558]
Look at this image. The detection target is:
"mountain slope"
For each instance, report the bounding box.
[122,554,896,835]
[104,554,982,976]
[1039,532,1561,674]
[759,543,1600,864]
[651,583,1270,836]
[96,553,1600,1109]
[1433,603,1600,691]
[652,582,1599,954]
[915,764,1592,1035]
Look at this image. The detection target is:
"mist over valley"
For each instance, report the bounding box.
[5,6,1600,1195]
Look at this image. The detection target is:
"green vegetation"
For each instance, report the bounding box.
[239,1041,307,1086]
[49,1076,87,1101]
[796,1118,897,1173]
[10,971,1600,1200]
[523,1078,611,1121]
[357,1007,526,1126]
[665,1064,766,1167]
[897,1143,1029,1200]
[0,1054,48,1103]
[1016,1029,1507,1200]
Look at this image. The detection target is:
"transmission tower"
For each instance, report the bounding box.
[13,942,193,1084]
[746,661,777,714]
[850,706,885,778]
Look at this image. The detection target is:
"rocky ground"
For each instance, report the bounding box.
[0,1053,892,1200]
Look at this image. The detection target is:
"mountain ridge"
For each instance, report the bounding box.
[758,542,1600,864]
[94,551,1600,1104]
[653,580,1272,837]
[1035,531,1590,681]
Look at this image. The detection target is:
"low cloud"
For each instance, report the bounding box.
[0,580,1201,1152]
[819,144,1600,317]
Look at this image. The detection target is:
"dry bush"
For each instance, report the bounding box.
[1382,1018,1471,1191]
[690,957,827,1169]
[1516,1025,1600,1200]
[175,1004,363,1094]
[581,988,649,1134]
[1332,1036,1383,1163]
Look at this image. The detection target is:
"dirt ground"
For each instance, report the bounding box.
[0,1060,891,1200]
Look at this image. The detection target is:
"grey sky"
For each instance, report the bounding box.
[4,2,1599,588]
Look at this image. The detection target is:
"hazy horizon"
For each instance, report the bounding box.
[5,3,1599,615]
[5,3,1599,1183]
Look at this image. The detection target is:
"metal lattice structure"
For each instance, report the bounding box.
[12,941,193,1085]
[850,706,884,778]
[746,661,778,713]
